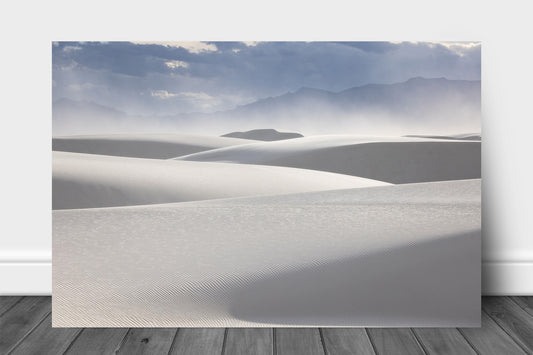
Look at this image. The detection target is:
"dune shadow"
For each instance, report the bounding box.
[267,141,481,184]
[226,230,481,327]
[52,138,211,159]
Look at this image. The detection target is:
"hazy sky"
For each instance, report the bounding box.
[53,41,481,116]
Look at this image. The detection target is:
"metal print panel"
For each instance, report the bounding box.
[52,41,481,327]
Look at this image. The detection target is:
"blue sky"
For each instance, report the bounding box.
[52,41,481,116]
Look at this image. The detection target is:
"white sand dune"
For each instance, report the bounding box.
[405,133,481,141]
[53,151,390,210]
[52,133,255,159]
[53,179,481,327]
[176,135,481,184]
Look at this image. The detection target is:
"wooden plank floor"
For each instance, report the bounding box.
[0,297,532,355]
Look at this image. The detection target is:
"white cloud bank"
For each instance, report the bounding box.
[132,41,218,54]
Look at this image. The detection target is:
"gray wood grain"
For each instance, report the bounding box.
[0,296,22,316]
[511,296,533,317]
[483,296,533,353]
[9,314,81,355]
[169,328,225,355]
[460,311,527,355]
[224,328,272,355]
[2,297,533,354]
[412,328,476,354]
[0,296,51,354]
[366,329,425,355]
[64,328,129,354]
[321,328,375,355]
[117,328,177,355]
[276,328,325,355]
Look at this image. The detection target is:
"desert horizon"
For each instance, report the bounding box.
[53,76,481,137]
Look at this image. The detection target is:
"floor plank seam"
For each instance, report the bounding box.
[509,296,533,318]
[482,307,530,355]
[166,328,180,355]
[60,328,84,355]
[364,329,378,355]
[409,328,429,355]
[503,296,533,353]
[115,328,132,354]
[4,297,533,354]
[456,328,482,355]
[220,328,228,355]
[318,328,328,355]
[272,328,277,355]
[0,296,24,318]
[268,328,274,355]
[6,310,51,355]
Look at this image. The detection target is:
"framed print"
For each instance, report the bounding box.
[52,41,481,327]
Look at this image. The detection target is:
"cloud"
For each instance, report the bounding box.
[56,60,78,71]
[437,42,481,56]
[68,83,96,91]
[392,41,481,56]
[165,60,189,69]
[149,90,227,112]
[151,90,216,102]
[62,45,82,53]
[53,41,194,77]
[179,92,215,101]
[150,89,176,99]
[334,41,397,53]
[131,41,217,54]
[53,41,481,116]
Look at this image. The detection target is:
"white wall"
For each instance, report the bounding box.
[482,35,533,293]
[1,0,532,294]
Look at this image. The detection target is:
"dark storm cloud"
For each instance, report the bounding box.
[52,41,481,115]
[53,41,196,76]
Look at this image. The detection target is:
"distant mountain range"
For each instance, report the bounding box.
[53,98,135,136]
[53,77,481,136]
[227,77,479,115]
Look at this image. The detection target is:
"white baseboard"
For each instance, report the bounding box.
[1,260,532,295]
[482,261,533,295]
[0,261,52,295]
